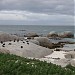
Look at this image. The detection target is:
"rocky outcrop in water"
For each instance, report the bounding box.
[59,31,74,38]
[47,31,58,37]
[25,32,39,37]
[47,31,74,38]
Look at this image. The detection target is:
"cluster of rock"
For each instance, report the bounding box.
[22,31,74,39]
[65,51,75,59]
[47,31,74,38]
[31,37,63,49]
[0,31,20,42]
[24,32,39,37]
[23,31,74,49]
[59,31,74,38]
[47,31,58,37]
[0,31,74,49]
[34,37,53,48]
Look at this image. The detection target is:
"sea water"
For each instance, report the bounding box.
[0,25,74,35]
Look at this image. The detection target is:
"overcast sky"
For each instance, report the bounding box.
[0,0,74,25]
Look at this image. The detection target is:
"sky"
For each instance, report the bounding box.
[0,0,74,25]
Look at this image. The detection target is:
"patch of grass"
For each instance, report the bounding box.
[0,53,75,75]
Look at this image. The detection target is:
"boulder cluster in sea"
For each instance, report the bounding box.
[47,31,58,37]
[59,31,74,38]
[22,31,74,38]
[22,31,74,49]
[25,32,39,37]
[47,31,74,38]
[0,31,74,49]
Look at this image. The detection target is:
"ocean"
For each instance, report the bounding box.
[0,25,74,35]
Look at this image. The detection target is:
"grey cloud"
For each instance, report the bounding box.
[0,0,74,15]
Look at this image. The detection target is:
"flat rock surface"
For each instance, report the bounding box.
[0,41,53,58]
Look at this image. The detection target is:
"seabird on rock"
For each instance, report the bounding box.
[23,41,25,43]
[1,41,3,44]
[27,42,29,45]
[8,43,12,45]
[2,45,5,47]
[21,46,23,48]
[3,43,5,45]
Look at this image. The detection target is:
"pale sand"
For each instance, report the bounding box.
[39,51,69,67]
[45,51,67,59]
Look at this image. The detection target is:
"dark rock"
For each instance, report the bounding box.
[47,31,58,37]
[26,32,39,37]
[59,31,74,38]
[34,37,54,49]
[0,32,19,42]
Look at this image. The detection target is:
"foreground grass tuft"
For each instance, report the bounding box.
[0,53,75,75]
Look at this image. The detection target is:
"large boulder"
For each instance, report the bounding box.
[34,37,54,49]
[65,51,75,59]
[59,31,74,38]
[30,40,40,45]
[0,41,53,58]
[47,31,58,37]
[0,31,19,42]
[25,32,39,37]
[0,48,10,54]
[70,59,75,67]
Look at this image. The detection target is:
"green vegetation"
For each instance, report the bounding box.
[0,53,75,75]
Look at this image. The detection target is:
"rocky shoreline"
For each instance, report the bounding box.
[0,31,75,67]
